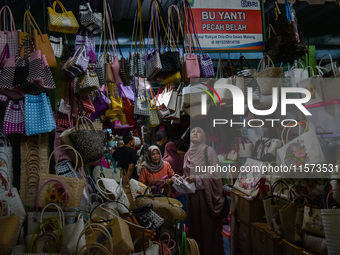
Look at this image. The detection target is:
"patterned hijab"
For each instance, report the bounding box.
[142,146,164,173]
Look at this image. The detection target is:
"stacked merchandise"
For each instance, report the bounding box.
[0,1,211,254]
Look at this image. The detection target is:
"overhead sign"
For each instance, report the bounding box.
[190,0,264,51]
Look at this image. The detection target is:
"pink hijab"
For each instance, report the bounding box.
[163,142,184,175]
[183,127,225,217]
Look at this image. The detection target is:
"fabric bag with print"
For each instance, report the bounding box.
[233,158,264,197]
[277,122,325,167]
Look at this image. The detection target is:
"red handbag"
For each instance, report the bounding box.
[118,84,136,126]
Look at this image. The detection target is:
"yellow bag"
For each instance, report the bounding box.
[162,71,181,85]
[47,0,79,34]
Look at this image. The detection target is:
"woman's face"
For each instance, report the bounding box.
[191,128,202,144]
[151,149,161,163]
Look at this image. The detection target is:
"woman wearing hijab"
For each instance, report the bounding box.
[184,127,225,255]
[163,142,184,175]
[139,146,175,186]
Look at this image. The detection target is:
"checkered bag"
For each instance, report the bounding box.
[55,160,80,178]
[24,93,56,136]
[27,44,56,91]
[200,53,214,78]
[49,35,63,58]
[95,54,105,86]
[47,0,79,34]
[134,79,150,117]
[136,52,145,77]
[74,30,95,56]
[0,6,18,58]
[79,2,103,35]
[3,100,25,135]
[145,50,162,79]
[62,45,89,78]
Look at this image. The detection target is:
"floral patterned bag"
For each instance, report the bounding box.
[277,122,325,168]
[302,195,325,237]
[233,158,264,197]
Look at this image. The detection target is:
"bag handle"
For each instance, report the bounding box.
[35,178,69,211]
[304,66,315,78]
[105,3,119,57]
[0,5,16,34]
[76,222,113,254]
[257,55,275,72]
[75,116,98,132]
[40,203,65,227]
[23,10,44,39]
[48,144,82,177]
[167,5,184,52]
[318,54,336,78]
[322,178,340,208]
[52,0,68,14]
[100,154,118,177]
[236,55,251,72]
[0,132,11,147]
[281,120,308,145]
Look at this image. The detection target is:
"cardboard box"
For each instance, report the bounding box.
[231,189,265,225]
[251,222,282,255]
[231,216,252,255]
[282,239,316,255]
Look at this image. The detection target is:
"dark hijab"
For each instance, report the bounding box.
[163,142,184,175]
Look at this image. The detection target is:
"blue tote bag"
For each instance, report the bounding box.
[25,93,56,136]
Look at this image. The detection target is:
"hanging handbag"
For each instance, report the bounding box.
[105,4,124,85]
[74,29,95,56]
[74,64,100,95]
[20,10,57,68]
[90,91,110,121]
[62,45,89,78]
[24,93,56,136]
[69,116,106,165]
[145,2,162,79]
[3,100,25,135]
[49,35,63,58]
[133,78,151,118]
[48,0,79,34]
[79,2,103,34]
[27,42,56,91]
[183,2,200,81]
[0,5,18,58]
[147,88,160,127]
[118,84,136,126]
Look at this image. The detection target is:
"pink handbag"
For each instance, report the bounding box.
[106,4,123,85]
[3,100,25,135]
